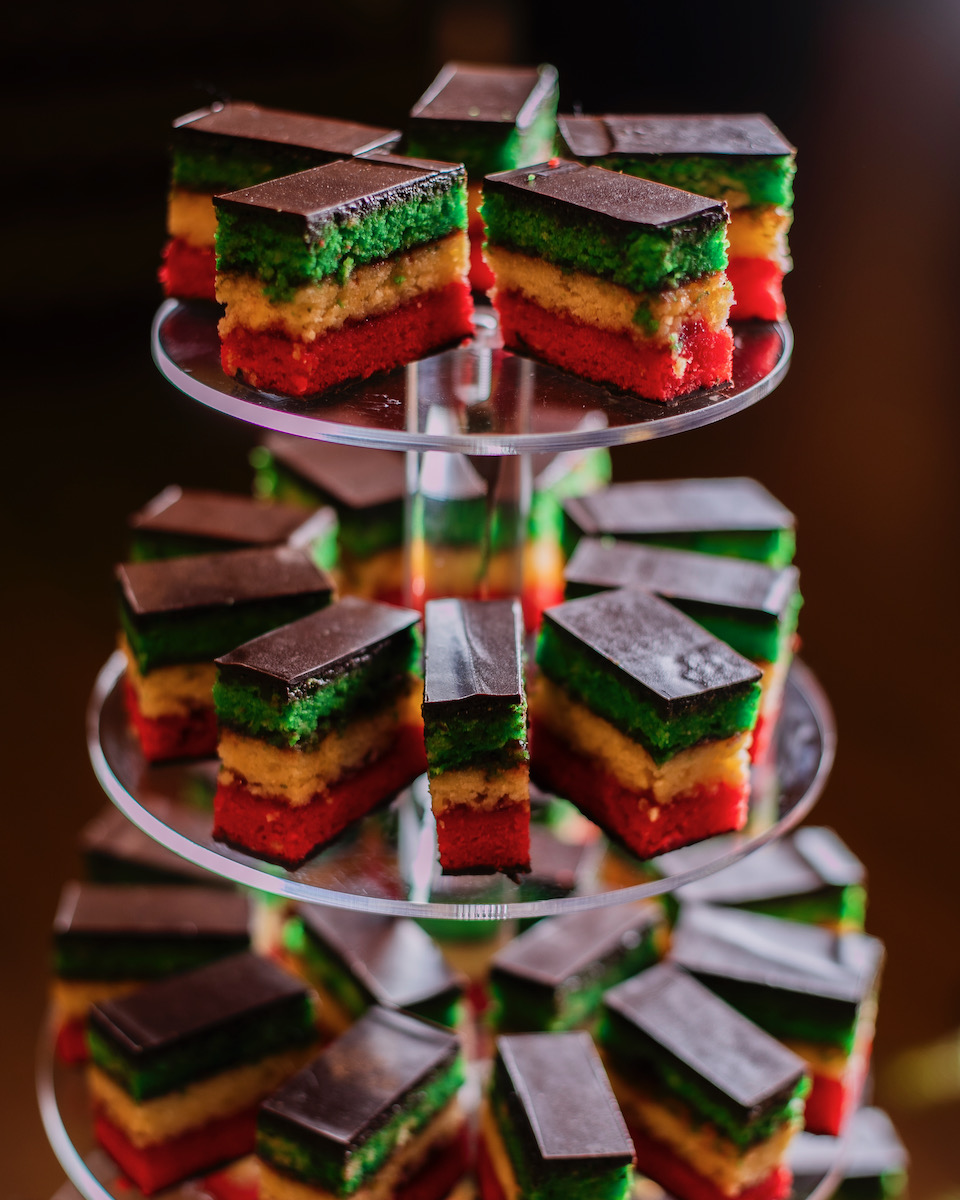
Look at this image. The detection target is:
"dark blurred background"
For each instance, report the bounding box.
[5,1,959,1195]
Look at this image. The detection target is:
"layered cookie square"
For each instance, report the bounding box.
[600,963,809,1200]
[530,588,762,859]
[483,160,733,400]
[161,102,400,300]
[80,805,228,887]
[790,1107,908,1200]
[423,598,530,875]
[559,113,795,320]
[257,1007,468,1200]
[87,952,317,1194]
[215,155,474,396]
[117,546,334,762]
[212,597,426,867]
[479,1031,635,1200]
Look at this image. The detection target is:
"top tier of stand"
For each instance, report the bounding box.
[152,301,792,455]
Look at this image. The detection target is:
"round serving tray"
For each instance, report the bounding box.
[152,300,792,455]
[87,654,835,919]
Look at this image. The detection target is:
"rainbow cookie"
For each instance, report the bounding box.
[80,805,229,887]
[483,160,733,401]
[215,155,474,397]
[162,102,399,301]
[559,113,795,320]
[790,1107,908,1200]
[212,597,426,867]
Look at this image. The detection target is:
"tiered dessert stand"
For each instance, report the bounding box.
[38,299,847,1200]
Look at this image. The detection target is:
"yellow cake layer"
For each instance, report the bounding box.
[607,1066,799,1195]
[121,635,216,719]
[485,246,732,345]
[339,547,406,601]
[167,188,218,248]
[479,1103,520,1200]
[88,1043,317,1147]
[727,207,792,268]
[416,543,520,598]
[260,1100,464,1200]
[531,677,751,800]
[217,233,469,341]
[429,765,529,813]
[218,680,422,807]
[52,979,141,1024]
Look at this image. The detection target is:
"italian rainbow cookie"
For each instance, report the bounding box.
[215,155,474,397]
[483,160,733,400]
[559,113,795,320]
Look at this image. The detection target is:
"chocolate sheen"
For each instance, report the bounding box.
[216,596,420,687]
[174,101,400,157]
[130,485,332,546]
[410,62,558,130]
[544,588,761,710]
[298,907,463,1009]
[263,433,407,509]
[670,905,884,1004]
[558,113,794,159]
[491,902,662,988]
[485,160,726,230]
[565,477,794,537]
[605,963,806,1108]
[423,597,524,709]
[117,546,333,617]
[89,953,308,1056]
[53,882,249,940]
[565,539,799,623]
[262,1007,459,1146]
[497,1032,634,1163]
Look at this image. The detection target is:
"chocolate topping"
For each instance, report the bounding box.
[423,598,524,710]
[558,113,794,159]
[298,907,464,1009]
[565,539,799,623]
[564,478,794,538]
[263,434,407,510]
[129,486,333,547]
[526,822,593,894]
[53,882,249,941]
[409,62,559,130]
[544,588,761,711]
[117,546,333,618]
[174,101,400,158]
[485,160,726,230]
[497,1032,634,1163]
[80,805,226,886]
[790,1108,907,1180]
[491,902,663,989]
[605,963,807,1110]
[670,905,884,1005]
[262,1007,459,1146]
[216,596,419,688]
[89,953,309,1056]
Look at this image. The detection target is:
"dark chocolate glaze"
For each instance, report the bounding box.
[497,1032,634,1162]
[88,953,309,1056]
[117,546,333,617]
[670,905,884,1005]
[261,1007,459,1147]
[298,907,464,1009]
[409,62,559,130]
[789,1107,907,1180]
[423,598,524,709]
[263,434,407,510]
[484,160,726,231]
[605,963,806,1110]
[80,805,226,886]
[216,596,420,688]
[526,822,592,894]
[129,486,333,547]
[564,477,794,538]
[53,882,249,941]
[491,901,663,988]
[174,102,400,157]
[558,113,794,159]
[544,588,760,710]
[565,539,799,623]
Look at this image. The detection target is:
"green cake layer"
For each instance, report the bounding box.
[739,885,868,931]
[406,112,557,179]
[599,155,795,210]
[482,187,727,293]
[561,524,796,567]
[172,140,327,195]
[679,592,801,665]
[701,979,863,1053]
[537,622,761,764]
[54,938,242,981]
[424,702,527,775]
[421,494,521,551]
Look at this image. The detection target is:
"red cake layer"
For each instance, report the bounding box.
[434,799,531,875]
[203,1158,259,1200]
[803,1057,868,1136]
[494,290,733,401]
[122,679,218,762]
[628,1122,792,1200]
[159,238,217,302]
[529,720,749,859]
[94,1107,258,1195]
[55,1018,89,1065]
[213,723,427,867]
[750,709,778,765]
[477,1133,507,1200]
[396,1123,471,1200]
[220,281,474,398]
[727,258,786,322]
[469,234,496,292]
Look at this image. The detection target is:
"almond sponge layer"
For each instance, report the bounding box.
[435,800,531,875]
[159,238,217,301]
[727,259,787,322]
[167,188,219,248]
[726,208,791,269]
[123,678,218,762]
